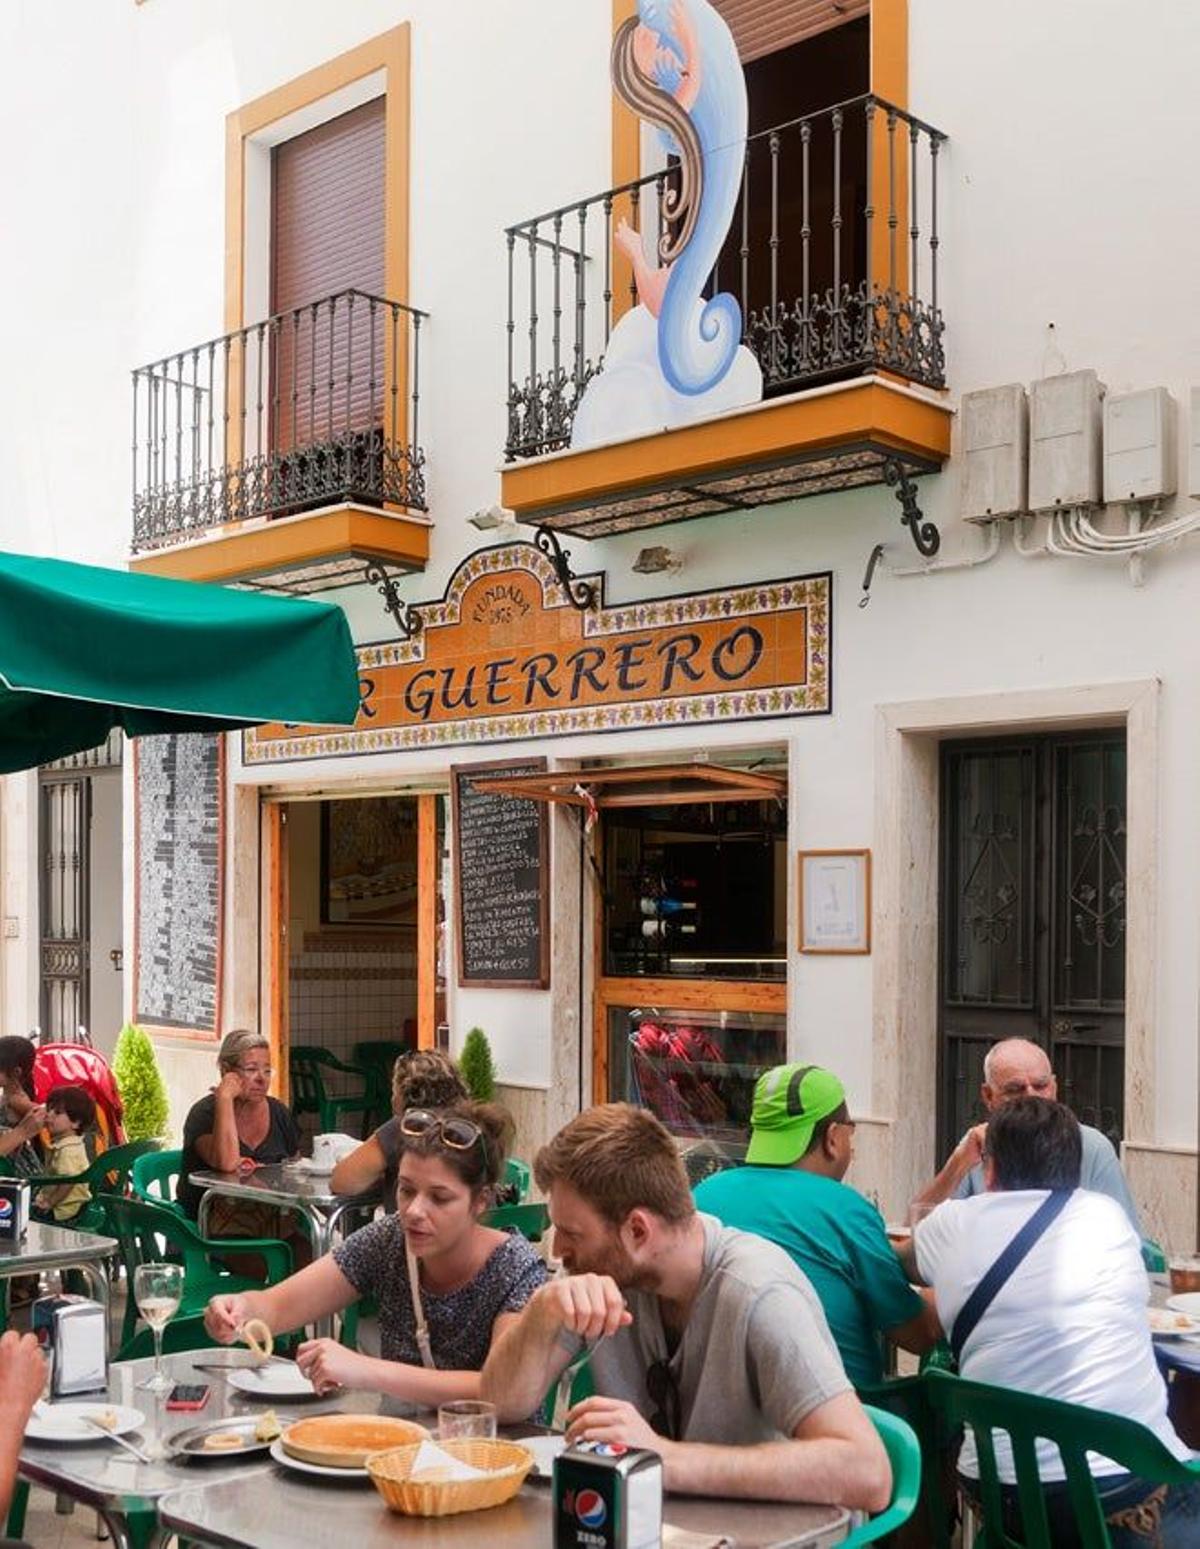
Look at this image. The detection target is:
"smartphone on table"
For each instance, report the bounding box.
[165,1383,211,1411]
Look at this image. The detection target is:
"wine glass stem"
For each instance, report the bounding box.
[152,1326,164,1388]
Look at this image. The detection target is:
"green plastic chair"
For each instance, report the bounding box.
[924,1367,1200,1547]
[504,1156,532,1203]
[289,1045,374,1136]
[485,1201,549,1241]
[352,1038,412,1131]
[338,1293,378,1353]
[838,1403,923,1545]
[131,1146,187,1220]
[105,1193,293,1360]
[1142,1237,1168,1274]
[859,1373,955,1549]
[25,1138,162,1235]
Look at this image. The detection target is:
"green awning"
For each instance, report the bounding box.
[0,550,361,772]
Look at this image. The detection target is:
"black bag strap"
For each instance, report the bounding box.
[949,1189,1074,1364]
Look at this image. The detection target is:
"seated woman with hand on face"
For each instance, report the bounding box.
[204,1101,547,1406]
[177,1028,307,1271]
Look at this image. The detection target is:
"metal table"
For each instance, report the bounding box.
[159,1464,849,1549]
[18,1348,379,1549]
[0,1222,115,1337]
[190,1164,377,1335]
[1150,1275,1200,1447]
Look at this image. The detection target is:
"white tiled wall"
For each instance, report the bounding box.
[289,930,418,1077]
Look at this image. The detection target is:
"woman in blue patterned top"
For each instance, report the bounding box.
[205,1101,546,1407]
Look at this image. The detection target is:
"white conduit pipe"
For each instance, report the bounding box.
[1029,509,1200,559]
[1071,507,1200,549]
[890,519,1003,577]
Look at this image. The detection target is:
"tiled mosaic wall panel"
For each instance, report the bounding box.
[135,732,221,1033]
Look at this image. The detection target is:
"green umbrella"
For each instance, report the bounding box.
[0,549,361,772]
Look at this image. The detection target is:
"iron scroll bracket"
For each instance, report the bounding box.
[883,458,941,559]
[534,525,597,613]
[364,559,423,641]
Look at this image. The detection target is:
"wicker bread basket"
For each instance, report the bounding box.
[366,1437,534,1516]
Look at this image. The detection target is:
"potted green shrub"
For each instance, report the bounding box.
[458,1026,497,1103]
[112,1022,169,1142]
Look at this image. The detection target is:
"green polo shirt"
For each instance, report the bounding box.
[693,1165,923,1388]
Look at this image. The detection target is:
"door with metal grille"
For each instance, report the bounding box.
[39,775,91,1038]
[938,733,1127,1156]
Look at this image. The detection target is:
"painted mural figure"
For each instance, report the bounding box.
[571,0,762,449]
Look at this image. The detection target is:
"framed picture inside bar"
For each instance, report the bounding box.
[798,849,871,954]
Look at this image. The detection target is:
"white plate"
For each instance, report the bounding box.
[227,1361,317,1399]
[1167,1293,1200,1319]
[269,1436,369,1480]
[26,1402,146,1443]
[512,1433,565,1479]
[1148,1306,1200,1337]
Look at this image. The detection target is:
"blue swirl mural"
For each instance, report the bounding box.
[570,0,763,450]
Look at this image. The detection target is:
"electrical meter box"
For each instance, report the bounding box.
[1028,369,1104,511]
[962,384,1028,521]
[1103,387,1176,503]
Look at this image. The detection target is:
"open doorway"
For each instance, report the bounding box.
[269,793,447,1135]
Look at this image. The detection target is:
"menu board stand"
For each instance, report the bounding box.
[452,759,550,989]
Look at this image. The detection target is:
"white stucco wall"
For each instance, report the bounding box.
[0,2,1197,1227]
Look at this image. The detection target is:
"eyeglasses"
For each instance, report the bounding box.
[646,1357,681,1441]
[238,1064,272,1077]
[399,1108,483,1152]
[997,1077,1053,1098]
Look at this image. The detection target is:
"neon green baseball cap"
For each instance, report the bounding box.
[745,1064,847,1165]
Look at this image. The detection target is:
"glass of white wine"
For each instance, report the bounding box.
[134,1262,184,1394]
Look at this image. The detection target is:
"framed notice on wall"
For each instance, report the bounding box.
[798,849,871,954]
[133,732,224,1037]
[451,759,550,988]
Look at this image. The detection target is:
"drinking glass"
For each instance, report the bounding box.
[438,1400,497,1441]
[134,1262,184,1394]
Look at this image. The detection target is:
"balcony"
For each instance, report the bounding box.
[129,289,431,591]
[500,95,952,537]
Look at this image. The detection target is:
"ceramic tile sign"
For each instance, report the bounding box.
[134,732,223,1036]
[244,545,830,764]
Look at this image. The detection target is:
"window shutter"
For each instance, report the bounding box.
[270,96,386,314]
[714,0,869,63]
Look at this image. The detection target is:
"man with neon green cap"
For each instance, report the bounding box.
[695,1063,941,1387]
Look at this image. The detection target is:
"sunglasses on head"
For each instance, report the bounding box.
[646,1357,682,1441]
[399,1108,483,1152]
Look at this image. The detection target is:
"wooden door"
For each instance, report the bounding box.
[263,802,289,1101]
[39,775,91,1038]
[938,733,1128,1154]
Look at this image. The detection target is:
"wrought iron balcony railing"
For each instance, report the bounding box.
[505,94,946,461]
[132,288,427,552]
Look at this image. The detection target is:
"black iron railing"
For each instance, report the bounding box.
[132,288,427,551]
[505,94,946,461]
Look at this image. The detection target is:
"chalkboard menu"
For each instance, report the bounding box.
[452,759,549,988]
[134,732,224,1035]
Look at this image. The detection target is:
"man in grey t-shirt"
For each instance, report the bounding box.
[482,1104,891,1511]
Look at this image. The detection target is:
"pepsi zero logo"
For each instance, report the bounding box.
[575,1490,607,1529]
